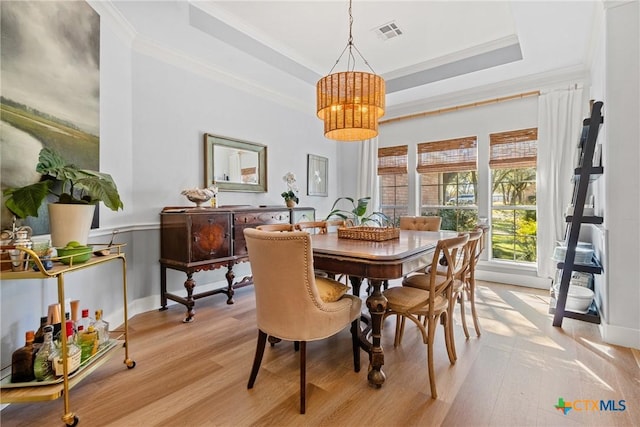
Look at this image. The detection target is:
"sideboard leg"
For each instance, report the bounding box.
[183,273,196,323]
[225,263,235,304]
[159,265,168,311]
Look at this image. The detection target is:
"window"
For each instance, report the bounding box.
[378,145,408,224]
[418,137,478,231]
[489,128,537,262]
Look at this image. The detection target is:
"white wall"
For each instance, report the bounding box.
[592,0,640,348]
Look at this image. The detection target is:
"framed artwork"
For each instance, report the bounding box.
[307,154,328,197]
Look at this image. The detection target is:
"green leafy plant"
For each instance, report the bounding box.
[3,147,124,219]
[281,190,299,204]
[324,196,391,226]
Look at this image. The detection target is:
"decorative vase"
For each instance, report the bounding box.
[48,204,96,247]
[286,200,296,208]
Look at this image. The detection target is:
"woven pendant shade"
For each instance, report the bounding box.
[317,71,385,142]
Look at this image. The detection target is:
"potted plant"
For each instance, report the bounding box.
[3,147,123,246]
[324,196,390,226]
[281,172,299,207]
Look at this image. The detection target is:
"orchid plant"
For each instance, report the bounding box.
[281,172,299,203]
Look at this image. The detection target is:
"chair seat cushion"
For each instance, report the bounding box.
[402,273,448,290]
[315,277,350,302]
[383,286,447,313]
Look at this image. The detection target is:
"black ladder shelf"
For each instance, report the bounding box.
[551,101,604,327]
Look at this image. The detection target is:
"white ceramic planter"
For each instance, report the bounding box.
[48,204,96,247]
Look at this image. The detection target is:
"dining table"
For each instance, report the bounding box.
[310,229,457,388]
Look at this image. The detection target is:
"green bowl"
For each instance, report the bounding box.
[56,246,93,264]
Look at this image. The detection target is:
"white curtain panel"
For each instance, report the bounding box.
[537,87,585,279]
[357,137,379,214]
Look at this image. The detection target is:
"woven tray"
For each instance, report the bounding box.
[337,226,400,242]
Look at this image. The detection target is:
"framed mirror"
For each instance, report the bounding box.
[204,133,267,192]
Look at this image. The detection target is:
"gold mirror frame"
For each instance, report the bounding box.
[204,133,267,192]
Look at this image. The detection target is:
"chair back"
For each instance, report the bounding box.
[427,234,469,311]
[295,221,328,234]
[255,223,295,232]
[243,228,360,341]
[399,216,442,231]
[457,230,483,280]
[325,219,346,232]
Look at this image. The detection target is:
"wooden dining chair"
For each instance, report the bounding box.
[243,228,362,413]
[383,234,468,399]
[403,230,482,361]
[255,223,295,232]
[466,227,486,337]
[294,221,328,234]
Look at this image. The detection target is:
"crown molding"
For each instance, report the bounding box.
[385,65,590,120]
[88,0,136,47]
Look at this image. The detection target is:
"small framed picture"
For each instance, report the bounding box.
[307,154,328,197]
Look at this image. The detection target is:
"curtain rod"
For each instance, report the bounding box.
[380,90,540,125]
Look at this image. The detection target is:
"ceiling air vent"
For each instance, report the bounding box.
[374,21,403,41]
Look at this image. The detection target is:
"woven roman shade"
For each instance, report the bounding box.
[417,137,477,173]
[489,128,537,168]
[378,145,408,175]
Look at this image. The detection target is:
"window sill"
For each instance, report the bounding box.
[476,260,550,289]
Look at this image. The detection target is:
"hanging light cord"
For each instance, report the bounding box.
[327,0,377,75]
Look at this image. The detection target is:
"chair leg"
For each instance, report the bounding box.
[459,291,470,339]
[248,330,268,389]
[442,311,456,365]
[299,341,306,414]
[294,341,300,351]
[469,280,482,337]
[395,315,407,347]
[351,319,361,372]
[426,316,438,399]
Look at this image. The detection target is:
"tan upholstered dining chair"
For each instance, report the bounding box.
[243,228,362,414]
[383,233,469,399]
[399,216,442,231]
[255,223,295,232]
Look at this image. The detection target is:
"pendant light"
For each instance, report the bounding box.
[316,0,385,142]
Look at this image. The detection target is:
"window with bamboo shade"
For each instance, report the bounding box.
[377,145,408,175]
[417,136,477,173]
[489,128,537,168]
[417,137,478,232]
[489,127,538,263]
[378,145,408,222]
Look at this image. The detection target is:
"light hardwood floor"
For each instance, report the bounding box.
[2,281,638,426]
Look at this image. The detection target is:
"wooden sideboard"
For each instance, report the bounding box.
[160,205,314,322]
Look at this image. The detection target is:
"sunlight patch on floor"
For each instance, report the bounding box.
[574,359,615,391]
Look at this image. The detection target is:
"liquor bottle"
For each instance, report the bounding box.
[33,325,55,381]
[11,330,36,383]
[52,321,81,377]
[93,309,110,346]
[70,300,80,329]
[34,316,49,345]
[77,309,94,332]
[48,303,62,340]
[77,326,98,363]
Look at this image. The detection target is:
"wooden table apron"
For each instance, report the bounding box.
[310,230,456,388]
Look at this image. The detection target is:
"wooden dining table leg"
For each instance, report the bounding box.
[366,278,387,388]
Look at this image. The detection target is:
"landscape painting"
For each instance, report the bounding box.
[0,0,100,235]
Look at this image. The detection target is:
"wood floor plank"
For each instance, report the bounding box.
[1,282,638,427]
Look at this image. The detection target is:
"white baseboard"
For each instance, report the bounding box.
[599,321,640,350]
[105,280,232,328]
